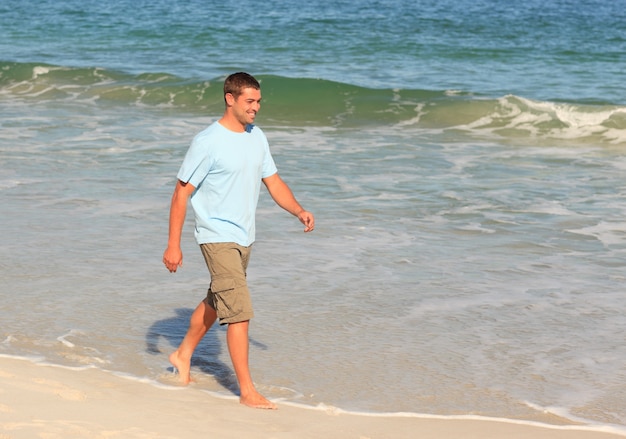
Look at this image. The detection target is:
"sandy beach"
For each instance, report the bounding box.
[0,356,623,439]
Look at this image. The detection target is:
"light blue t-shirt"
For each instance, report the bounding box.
[177,122,278,246]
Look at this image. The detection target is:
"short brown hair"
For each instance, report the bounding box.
[223,72,260,101]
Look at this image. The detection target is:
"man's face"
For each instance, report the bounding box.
[228,87,262,127]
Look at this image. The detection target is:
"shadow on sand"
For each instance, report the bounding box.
[145,307,237,394]
[145,307,269,396]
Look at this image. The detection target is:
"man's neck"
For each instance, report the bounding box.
[218,114,246,133]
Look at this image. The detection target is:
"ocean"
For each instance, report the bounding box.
[1,0,626,432]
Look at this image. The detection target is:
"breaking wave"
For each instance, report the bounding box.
[2,61,625,144]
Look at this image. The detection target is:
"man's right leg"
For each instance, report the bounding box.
[169,298,217,384]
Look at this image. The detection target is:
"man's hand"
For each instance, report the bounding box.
[298,210,315,233]
[163,246,183,273]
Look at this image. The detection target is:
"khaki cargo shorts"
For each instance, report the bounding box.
[200,242,254,325]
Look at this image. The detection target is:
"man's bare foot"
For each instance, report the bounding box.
[169,350,191,385]
[240,391,277,410]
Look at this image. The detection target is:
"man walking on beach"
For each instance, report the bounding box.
[162,72,315,409]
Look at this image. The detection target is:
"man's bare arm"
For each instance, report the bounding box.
[262,173,315,232]
[163,180,196,272]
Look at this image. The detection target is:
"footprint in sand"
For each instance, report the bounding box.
[31,378,86,401]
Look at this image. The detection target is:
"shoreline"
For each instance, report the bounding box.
[1,356,624,439]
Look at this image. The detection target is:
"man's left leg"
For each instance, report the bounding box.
[226,320,277,409]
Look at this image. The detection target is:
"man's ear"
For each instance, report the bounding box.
[225,92,236,106]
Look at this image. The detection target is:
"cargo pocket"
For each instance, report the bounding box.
[209,276,240,321]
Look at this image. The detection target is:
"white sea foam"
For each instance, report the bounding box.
[57,332,77,348]
[32,66,51,78]
[454,95,626,144]
[567,221,626,248]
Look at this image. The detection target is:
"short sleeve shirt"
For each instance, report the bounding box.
[177,122,277,246]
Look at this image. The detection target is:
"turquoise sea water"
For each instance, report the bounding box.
[1,0,626,432]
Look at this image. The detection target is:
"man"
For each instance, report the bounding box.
[163,72,314,410]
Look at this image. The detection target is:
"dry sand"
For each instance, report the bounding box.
[0,356,624,439]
